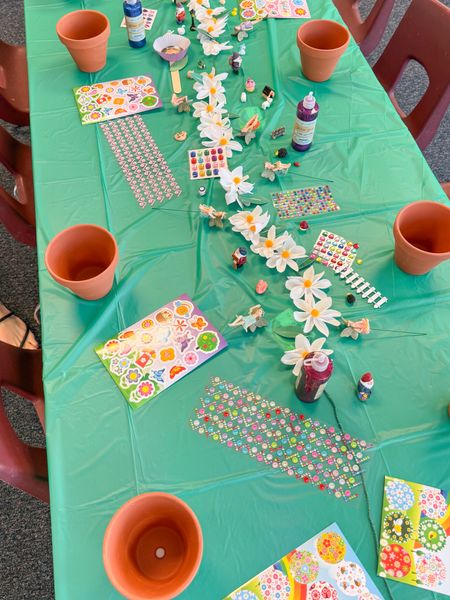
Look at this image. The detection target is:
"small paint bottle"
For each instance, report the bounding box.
[291,91,319,152]
[357,372,374,401]
[295,351,333,403]
[123,0,146,48]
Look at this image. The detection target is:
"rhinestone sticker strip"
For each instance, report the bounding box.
[190,377,372,501]
[272,185,340,219]
[310,229,359,270]
[101,115,181,209]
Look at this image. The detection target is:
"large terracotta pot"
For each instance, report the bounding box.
[297,20,350,82]
[45,224,118,300]
[56,10,110,72]
[393,201,450,275]
[103,493,203,600]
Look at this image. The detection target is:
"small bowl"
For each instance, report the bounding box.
[153,32,190,63]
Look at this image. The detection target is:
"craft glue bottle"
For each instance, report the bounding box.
[123,0,146,48]
[295,351,333,403]
[291,91,319,152]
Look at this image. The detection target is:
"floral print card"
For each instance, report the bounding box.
[95,294,227,409]
[73,74,162,125]
[378,476,450,596]
[239,0,310,21]
[224,523,383,599]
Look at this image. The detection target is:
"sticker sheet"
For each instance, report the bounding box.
[120,8,157,30]
[188,147,228,179]
[239,0,310,21]
[73,75,162,125]
[272,185,340,219]
[378,476,450,596]
[95,295,227,409]
[310,229,358,270]
[225,522,383,599]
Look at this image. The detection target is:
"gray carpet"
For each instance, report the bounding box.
[0,1,448,598]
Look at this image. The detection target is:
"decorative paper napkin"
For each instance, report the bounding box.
[95,295,227,409]
[73,74,162,125]
[225,522,383,599]
[378,476,450,596]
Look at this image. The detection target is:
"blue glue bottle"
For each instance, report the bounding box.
[123,0,146,48]
[291,91,319,152]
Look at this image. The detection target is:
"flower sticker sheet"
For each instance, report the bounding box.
[224,523,383,599]
[95,294,227,409]
[73,75,162,125]
[378,476,450,596]
[239,0,310,21]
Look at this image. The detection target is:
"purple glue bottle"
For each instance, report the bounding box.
[295,351,333,403]
[291,91,319,152]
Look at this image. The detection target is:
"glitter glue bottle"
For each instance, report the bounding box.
[123,0,146,48]
[291,91,319,152]
[357,372,374,401]
[295,351,333,403]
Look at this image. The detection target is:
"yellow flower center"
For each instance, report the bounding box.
[219,137,228,146]
[233,177,241,184]
[303,279,312,288]
[310,308,320,318]
[246,215,254,223]
[265,240,273,248]
[206,8,213,14]
[281,250,291,259]
[206,104,214,112]
[210,86,217,94]
[301,350,309,358]
[207,26,214,32]
[249,225,256,232]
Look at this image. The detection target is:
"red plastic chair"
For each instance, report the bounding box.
[373,0,450,150]
[0,340,48,503]
[0,124,36,246]
[0,41,30,126]
[442,182,450,200]
[332,0,395,56]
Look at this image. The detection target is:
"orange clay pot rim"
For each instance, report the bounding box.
[44,223,118,286]
[394,200,450,257]
[56,10,110,44]
[297,19,350,53]
[103,492,203,600]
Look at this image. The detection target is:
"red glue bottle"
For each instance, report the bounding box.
[295,351,333,403]
[291,91,319,152]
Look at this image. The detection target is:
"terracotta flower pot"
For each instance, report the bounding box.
[297,20,350,82]
[56,10,110,72]
[45,224,118,300]
[103,493,203,600]
[393,201,450,275]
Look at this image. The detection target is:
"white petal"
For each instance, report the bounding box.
[292,359,303,376]
[293,311,307,323]
[303,316,314,334]
[314,318,330,337]
[287,259,299,272]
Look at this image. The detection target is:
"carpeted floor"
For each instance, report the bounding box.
[0,1,448,598]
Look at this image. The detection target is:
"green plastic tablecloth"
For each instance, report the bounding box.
[24,0,450,598]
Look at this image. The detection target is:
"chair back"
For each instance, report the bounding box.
[0,340,43,403]
[0,40,29,125]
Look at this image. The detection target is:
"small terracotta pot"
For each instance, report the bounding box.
[297,20,350,82]
[56,10,110,72]
[103,493,203,600]
[45,224,118,300]
[393,201,450,275]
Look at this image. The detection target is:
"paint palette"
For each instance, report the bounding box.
[188,148,228,180]
[310,229,358,269]
[272,185,340,219]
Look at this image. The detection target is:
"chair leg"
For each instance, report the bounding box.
[0,398,49,503]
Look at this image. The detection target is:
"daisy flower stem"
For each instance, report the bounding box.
[296,257,316,271]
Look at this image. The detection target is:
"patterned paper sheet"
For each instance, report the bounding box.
[378,476,450,596]
[73,74,162,125]
[120,8,157,30]
[239,0,310,21]
[95,295,227,409]
[225,522,383,599]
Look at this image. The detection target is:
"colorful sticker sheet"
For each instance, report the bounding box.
[272,185,340,219]
[225,522,383,599]
[120,8,157,30]
[73,75,162,125]
[101,115,181,208]
[239,0,310,20]
[378,476,450,596]
[95,295,227,409]
[310,229,359,270]
[188,147,228,180]
[190,377,372,501]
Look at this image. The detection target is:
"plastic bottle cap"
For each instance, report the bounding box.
[361,372,373,382]
[126,0,138,4]
[310,352,329,372]
[303,91,316,110]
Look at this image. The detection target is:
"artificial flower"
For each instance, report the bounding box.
[285,265,331,302]
[218,166,254,206]
[197,16,228,38]
[194,76,227,104]
[266,237,306,273]
[340,318,371,340]
[188,0,210,12]
[198,112,231,133]
[202,126,242,157]
[228,205,270,243]
[196,5,225,19]
[293,297,341,337]
[192,99,223,118]
[281,334,333,376]
[199,35,233,56]
[250,225,289,258]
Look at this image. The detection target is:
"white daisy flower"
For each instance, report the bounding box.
[293,297,342,337]
[266,237,306,273]
[197,16,227,38]
[199,35,232,56]
[285,265,331,302]
[196,6,225,20]
[281,334,333,376]
[250,225,289,258]
[192,99,223,118]
[228,205,270,243]
[188,0,210,12]
[202,126,242,157]
[218,166,254,206]
[198,112,231,133]
[194,76,226,104]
